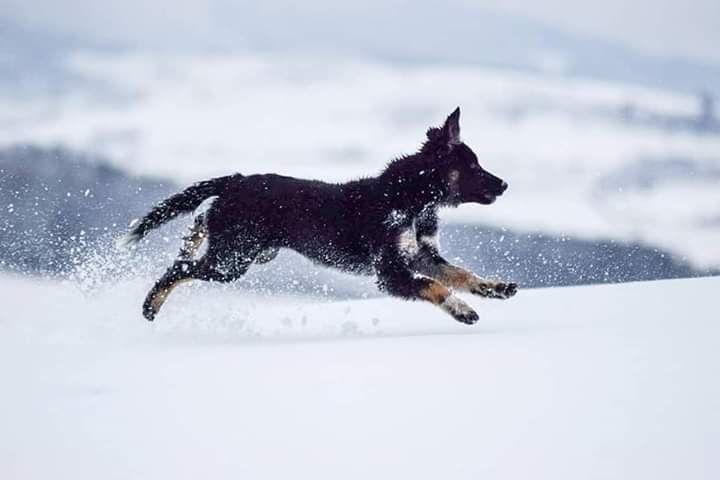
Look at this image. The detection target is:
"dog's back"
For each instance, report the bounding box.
[207,173,379,273]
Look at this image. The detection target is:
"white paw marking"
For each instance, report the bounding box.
[397,228,419,258]
[440,295,473,317]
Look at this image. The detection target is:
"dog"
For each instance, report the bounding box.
[120,107,517,323]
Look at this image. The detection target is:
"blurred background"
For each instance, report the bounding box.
[1,0,719,295]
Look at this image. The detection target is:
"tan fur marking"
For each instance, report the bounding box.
[150,278,192,313]
[419,280,451,305]
[178,224,206,260]
[435,265,494,292]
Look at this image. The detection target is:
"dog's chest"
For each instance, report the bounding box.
[397,226,419,258]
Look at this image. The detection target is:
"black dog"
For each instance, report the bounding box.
[120,108,517,323]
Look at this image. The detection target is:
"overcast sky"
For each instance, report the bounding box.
[472,0,720,63]
[3,0,719,63]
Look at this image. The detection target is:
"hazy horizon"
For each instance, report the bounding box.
[2,0,719,64]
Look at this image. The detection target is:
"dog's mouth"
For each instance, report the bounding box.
[479,192,498,204]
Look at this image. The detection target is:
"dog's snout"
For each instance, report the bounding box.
[500,181,508,192]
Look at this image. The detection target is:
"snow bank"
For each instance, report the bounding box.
[1,274,718,479]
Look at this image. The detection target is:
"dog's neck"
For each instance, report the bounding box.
[378,169,443,216]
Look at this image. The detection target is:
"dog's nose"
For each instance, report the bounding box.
[500,181,508,192]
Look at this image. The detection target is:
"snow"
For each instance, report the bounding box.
[1,274,718,479]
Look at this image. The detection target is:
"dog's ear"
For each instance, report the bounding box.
[443,107,461,145]
[427,107,461,148]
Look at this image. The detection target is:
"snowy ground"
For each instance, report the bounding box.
[1,274,718,479]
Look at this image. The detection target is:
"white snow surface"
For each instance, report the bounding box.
[1,274,718,479]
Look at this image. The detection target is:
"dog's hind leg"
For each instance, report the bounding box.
[142,260,195,321]
[177,213,207,260]
[142,256,252,321]
[142,236,261,321]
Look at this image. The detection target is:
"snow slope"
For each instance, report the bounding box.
[1,274,718,479]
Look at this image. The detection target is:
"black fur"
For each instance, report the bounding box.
[124,108,517,323]
[122,175,236,243]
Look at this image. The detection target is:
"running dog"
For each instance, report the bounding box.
[120,108,517,323]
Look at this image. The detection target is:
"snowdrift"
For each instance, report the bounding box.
[1,274,718,479]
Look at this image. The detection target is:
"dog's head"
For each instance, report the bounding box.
[424,107,507,206]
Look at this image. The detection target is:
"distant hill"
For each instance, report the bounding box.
[0,145,176,274]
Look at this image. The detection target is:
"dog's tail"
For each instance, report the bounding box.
[116,174,239,248]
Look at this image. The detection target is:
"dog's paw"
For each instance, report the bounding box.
[471,282,518,299]
[142,295,158,321]
[490,282,518,299]
[441,295,479,325]
[454,308,480,325]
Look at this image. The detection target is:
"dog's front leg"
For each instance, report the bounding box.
[432,263,518,299]
[412,240,517,300]
[414,211,517,300]
[376,246,479,324]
